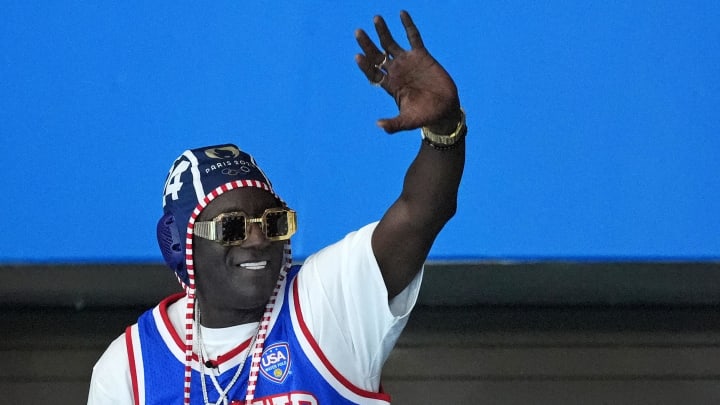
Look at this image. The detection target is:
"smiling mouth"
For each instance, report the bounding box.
[239,261,268,270]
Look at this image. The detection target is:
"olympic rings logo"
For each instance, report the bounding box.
[222,167,251,176]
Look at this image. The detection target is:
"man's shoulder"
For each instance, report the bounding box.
[300,221,380,265]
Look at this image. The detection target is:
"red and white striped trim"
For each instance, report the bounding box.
[125,324,146,405]
[289,276,392,404]
[180,179,288,405]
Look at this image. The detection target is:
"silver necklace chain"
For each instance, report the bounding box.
[195,306,259,405]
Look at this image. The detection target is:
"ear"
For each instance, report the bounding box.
[157,212,188,285]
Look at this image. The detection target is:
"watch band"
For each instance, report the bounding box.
[421,108,467,149]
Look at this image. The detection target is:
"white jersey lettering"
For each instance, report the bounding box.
[246,391,319,405]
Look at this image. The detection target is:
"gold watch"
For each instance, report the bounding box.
[421,108,467,149]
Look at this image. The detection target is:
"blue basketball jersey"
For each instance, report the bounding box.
[126,265,392,404]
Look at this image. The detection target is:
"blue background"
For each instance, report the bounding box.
[1,1,718,263]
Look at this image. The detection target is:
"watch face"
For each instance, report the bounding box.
[423,109,465,143]
[423,128,456,144]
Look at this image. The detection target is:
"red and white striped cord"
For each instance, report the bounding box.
[180,179,287,405]
[244,246,291,404]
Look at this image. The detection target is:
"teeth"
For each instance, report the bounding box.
[240,261,267,270]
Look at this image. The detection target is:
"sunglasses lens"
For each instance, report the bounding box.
[264,210,289,238]
[220,214,247,243]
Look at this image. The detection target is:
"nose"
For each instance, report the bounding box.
[241,222,270,249]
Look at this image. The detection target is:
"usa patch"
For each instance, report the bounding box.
[260,342,291,384]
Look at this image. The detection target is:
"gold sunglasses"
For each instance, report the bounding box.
[193,207,297,246]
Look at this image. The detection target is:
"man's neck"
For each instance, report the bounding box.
[197,301,265,328]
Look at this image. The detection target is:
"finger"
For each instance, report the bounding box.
[378,116,413,134]
[373,15,404,57]
[354,29,385,65]
[377,117,401,134]
[377,113,420,134]
[355,54,386,86]
[400,10,425,50]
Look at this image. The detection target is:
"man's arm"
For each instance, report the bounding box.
[355,11,466,298]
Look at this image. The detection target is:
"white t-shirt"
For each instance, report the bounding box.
[87,222,423,404]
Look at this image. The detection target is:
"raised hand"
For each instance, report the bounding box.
[355,10,462,134]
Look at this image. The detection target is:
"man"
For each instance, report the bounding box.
[88,10,465,404]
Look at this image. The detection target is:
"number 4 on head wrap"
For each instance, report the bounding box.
[163,160,190,206]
